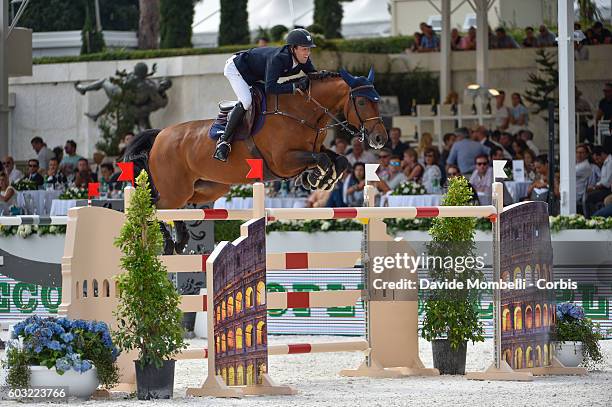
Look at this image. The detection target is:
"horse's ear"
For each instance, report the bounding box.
[339,68,355,87]
[367,66,375,83]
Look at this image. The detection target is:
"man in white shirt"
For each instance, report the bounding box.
[30,137,55,171]
[585,146,612,217]
[346,137,377,166]
[575,144,596,205]
[2,156,24,183]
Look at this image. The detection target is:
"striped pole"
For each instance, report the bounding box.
[266,205,496,220]
[156,208,253,222]
[0,216,68,225]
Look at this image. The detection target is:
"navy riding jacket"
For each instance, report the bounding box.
[232,45,316,95]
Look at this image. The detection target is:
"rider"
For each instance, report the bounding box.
[213,28,318,162]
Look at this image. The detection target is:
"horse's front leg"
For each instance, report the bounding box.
[284,150,333,190]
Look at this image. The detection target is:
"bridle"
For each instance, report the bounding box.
[262,81,383,145]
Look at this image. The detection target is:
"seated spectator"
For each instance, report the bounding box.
[375,156,407,195]
[489,146,505,161]
[450,28,462,50]
[576,144,596,207]
[331,136,349,155]
[493,90,511,132]
[495,27,519,49]
[536,25,556,47]
[60,140,83,173]
[30,137,55,171]
[73,158,96,188]
[518,129,540,155]
[45,157,67,186]
[439,132,456,170]
[593,194,612,217]
[526,155,559,203]
[459,26,476,50]
[591,21,612,45]
[421,147,442,193]
[419,24,440,52]
[522,27,537,47]
[446,127,490,175]
[52,146,63,164]
[410,32,422,52]
[344,162,366,206]
[585,145,612,217]
[99,163,117,189]
[511,139,529,159]
[499,132,515,157]
[386,127,409,157]
[92,151,105,181]
[596,82,612,123]
[417,132,433,164]
[470,154,493,197]
[509,92,529,132]
[523,149,537,181]
[346,137,377,165]
[2,156,23,183]
[23,159,44,186]
[445,164,460,182]
[376,148,393,181]
[401,148,424,182]
[0,173,17,211]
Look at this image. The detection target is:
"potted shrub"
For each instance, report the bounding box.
[421,176,485,374]
[113,171,186,400]
[3,315,120,399]
[554,302,604,369]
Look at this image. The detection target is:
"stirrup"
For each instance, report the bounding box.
[216,140,232,152]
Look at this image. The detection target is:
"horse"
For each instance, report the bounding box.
[124,68,388,253]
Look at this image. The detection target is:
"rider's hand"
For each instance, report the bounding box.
[294,77,310,93]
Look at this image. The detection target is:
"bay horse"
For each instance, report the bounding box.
[124,68,388,253]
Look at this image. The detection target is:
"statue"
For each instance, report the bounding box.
[74,62,172,130]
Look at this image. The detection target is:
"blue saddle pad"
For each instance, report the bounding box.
[209,83,266,141]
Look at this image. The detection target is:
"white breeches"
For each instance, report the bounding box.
[224,55,252,110]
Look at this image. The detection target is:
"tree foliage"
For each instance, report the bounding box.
[313,0,353,39]
[160,0,197,48]
[81,0,105,55]
[524,48,558,116]
[218,0,250,46]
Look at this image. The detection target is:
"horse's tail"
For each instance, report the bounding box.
[123,128,161,201]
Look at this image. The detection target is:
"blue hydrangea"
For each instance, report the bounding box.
[55,357,71,373]
[556,302,585,322]
[47,340,62,351]
[60,332,74,343]
[80,360,93,372]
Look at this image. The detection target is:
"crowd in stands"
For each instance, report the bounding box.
[0,134,135,211]
[410,21,611,55]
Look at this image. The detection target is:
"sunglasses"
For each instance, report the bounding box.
[390,161,401,167]
[476,162,488,166]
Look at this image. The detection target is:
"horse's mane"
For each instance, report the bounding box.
[285,70,341,85]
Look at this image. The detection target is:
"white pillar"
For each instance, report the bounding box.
[558,0,576,215]
[0,0,9,158]
[391,0,399,36]
[475,0,488,87]
[439,0,451,104]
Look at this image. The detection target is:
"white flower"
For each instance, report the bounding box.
[321,221,331,231]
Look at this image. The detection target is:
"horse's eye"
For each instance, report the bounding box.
[358,98,367,106]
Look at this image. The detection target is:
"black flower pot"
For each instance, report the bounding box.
[134,359,176,400]
[432,339,467,375]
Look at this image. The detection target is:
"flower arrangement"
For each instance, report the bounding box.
[3,315,120,390]
[267,218,364,233]
[555,302,604,369]
[225,184,254,201]
[549,214,612,232]
[59,187,88,200]
[391,181,427,196]
[0,224,66,238]
[11,179,39,191]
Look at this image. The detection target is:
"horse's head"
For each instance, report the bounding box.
[339,68,388,149]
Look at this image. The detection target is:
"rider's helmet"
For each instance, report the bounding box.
[286,28,317,48]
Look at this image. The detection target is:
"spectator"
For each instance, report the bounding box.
[593,194,612,217]
[585,28,596,44]
[526,155,559,203]
[522,27,537,47]
[331,136,349,155]
[421,147,442,193]
[509,92,529,132]
[45,157,67,186]
[445,164,460,181]
[92,151,105,181]
[591,21,612,45]
[459,26,476,50]
[118,132,135,160]
[585,146,612,217]
[386,127,409,157]
[60,140,83,173]
[345,162,366,206]
[23,159,44,186]
[2,156,23,183]
[511,138,529,159]
[470,154,493,197]
[0,173,17,211]
[401,148,424,182]
[417,132,433,164]
[499,132,515,157]
[446,127,490,175]
[257,36,270,47]
[493,90,510,131]
[523,149,537,181]
[375,156,408,195]
[536,25,556,47]
[346,137,377,165]
[52,146,63,164]
[99,163,117,190]
[489,146,505,161]
[74,158,96,188]
[376,148,393,181]
[575,144,596,206]
[30,137,55,171]
[450,28,462,50]
[574,39,589,61]
[596,82,612,122]
[419,24,440,52]
[439,132,456,169]
[473,125,511,159]
[410,32,423,52]
[518,129,539,155]
[495,27,519,49]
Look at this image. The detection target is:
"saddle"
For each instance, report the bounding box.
[208,84,267,141]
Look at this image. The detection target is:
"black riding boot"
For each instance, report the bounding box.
[213,102,247,162]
